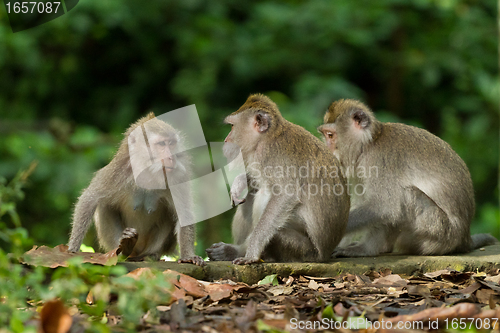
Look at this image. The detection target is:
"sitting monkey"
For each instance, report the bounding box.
[206,94,350,264]
[318,99,497,257]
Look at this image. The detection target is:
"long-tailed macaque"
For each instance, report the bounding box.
[68,112,205,266]
[206,94,350,264]
[318,99,497,257]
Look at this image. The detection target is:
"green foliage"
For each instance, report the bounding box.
[0,164,175,331]
[0,162,37,256]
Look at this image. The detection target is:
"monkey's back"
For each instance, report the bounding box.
[269,121,344,174]
[265,120,350,260]
[363,122,474,227]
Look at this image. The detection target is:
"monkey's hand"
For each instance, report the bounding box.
[231,196,246,207]
[178,256,206,266]
[205,242,239,261]
[232,257,262,265]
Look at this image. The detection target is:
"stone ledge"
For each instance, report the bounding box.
[120,244,500,284]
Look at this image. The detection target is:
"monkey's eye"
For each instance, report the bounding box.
[157,141,167,146]
[168,139,177,146]
[326,132,333,139]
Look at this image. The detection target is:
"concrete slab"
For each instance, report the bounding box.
[120,244,500,284]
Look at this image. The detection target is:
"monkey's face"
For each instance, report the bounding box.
[147,132,179,173]
[317,123,337,153]
[223,114,245,162]
[223,110,270,162]
[128,119,184,178]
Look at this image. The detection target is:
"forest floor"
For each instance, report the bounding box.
[20,244,500,332]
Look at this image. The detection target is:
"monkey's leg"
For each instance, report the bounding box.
[177,224,206,266]
[264,228,316,262]
[396,189,468,255]
[94,206,124,252]
[233,195,298,265]
[332,225,397,257]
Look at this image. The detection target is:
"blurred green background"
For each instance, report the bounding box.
[0,0,498,257]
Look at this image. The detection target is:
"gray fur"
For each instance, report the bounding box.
[322,99,497,257]
[206,94,350,264]
[68,113,204,266]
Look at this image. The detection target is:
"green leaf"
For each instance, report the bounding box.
[258,274,279,286]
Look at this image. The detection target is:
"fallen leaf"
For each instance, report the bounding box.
[308,279,320,290]
[454,282,481,295]
[334,302,349,316]
[259,274,279,286]
[441,271,473,284]
[476,278,500,292]
[126,267,157,280]
[386,302,480,324]
[424,269,452,279]
[485,274,500,284]
[284,276,294,286]
[372,274,407,287]
[21,245,118,268]
[164,270,208,298]
[407,285,431,297]
[475,289,495,304]
[236,300,258,332]
[39,299,72,333]
[267,285,294,296]
[204,283,248,301]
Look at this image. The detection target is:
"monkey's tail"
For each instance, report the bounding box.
[471,233,498,249]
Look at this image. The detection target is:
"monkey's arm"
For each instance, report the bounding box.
[233,194,298,265]
[68,185,100,252]
[206,197,253,261]
[177,224,205,266]
[172,185,205,266]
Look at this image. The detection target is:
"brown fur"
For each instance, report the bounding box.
[68,112,204,265]
[206,94,350,264]
[319,99,497,257]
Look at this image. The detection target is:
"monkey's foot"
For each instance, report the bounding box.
[67,245,78,253]
[118,227,139,258]
[178,256,206,266]
[332,242,376,258]
[206,242,239,261]
[232,257,261,265]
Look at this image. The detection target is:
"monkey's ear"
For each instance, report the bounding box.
[352,109,371,130]
[254,112,271,133]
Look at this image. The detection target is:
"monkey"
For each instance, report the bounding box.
[317,99,497,257]
[67,112,205,266]
[205,94,350,265]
